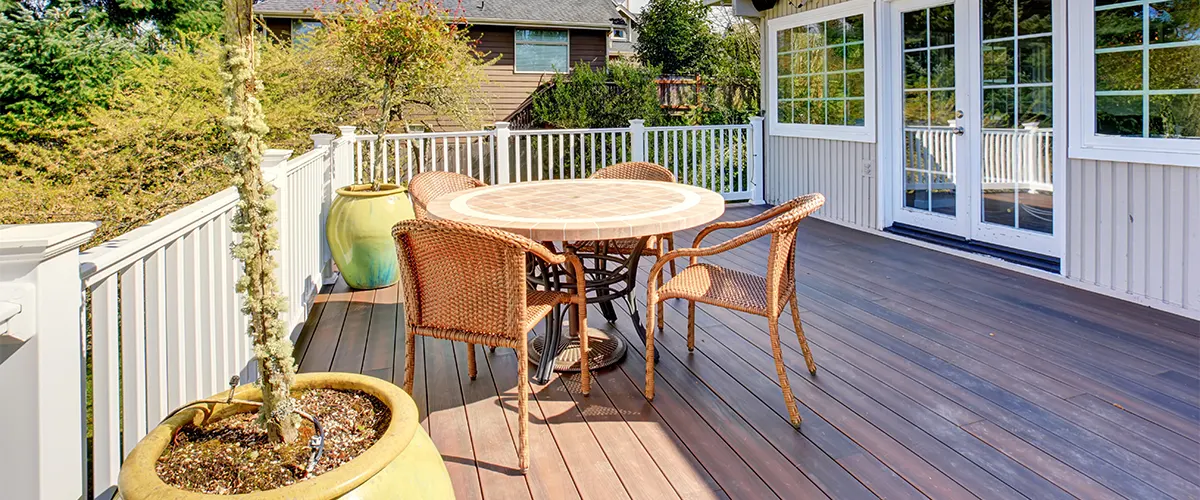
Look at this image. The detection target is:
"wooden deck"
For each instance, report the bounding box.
[294,205,1200,500]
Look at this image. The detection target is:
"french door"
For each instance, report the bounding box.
[886,0,1059,257]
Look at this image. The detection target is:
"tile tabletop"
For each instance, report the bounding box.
[426,179,726,241]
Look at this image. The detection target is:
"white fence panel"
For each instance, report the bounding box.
[344,121,761,201]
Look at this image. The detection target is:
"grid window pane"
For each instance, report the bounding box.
[1149,94,1200,138]
[1094,0,1200,139]
[1019,38,1053,84]
[775,14,867,129]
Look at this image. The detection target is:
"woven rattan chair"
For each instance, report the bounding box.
[588,161,677,327]
[408,171,487,219]
[391,219,589,474]
[643,193,826,428]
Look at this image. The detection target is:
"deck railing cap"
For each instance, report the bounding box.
[0,222,98,264]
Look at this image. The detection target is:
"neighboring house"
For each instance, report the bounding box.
[609,0,638,61]
[713,0,1200,317]
[254,0,629,125]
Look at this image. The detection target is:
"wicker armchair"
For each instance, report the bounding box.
[588,161,678,327]
[643,194,826,428]
[391,219,589,474]
[408,171,487,219]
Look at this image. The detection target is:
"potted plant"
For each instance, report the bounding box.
[116,0,451,497]
[321,0,490,290]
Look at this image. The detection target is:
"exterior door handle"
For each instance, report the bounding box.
[953,126,965,136]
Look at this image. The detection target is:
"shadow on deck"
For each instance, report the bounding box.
[294,205,1200,500]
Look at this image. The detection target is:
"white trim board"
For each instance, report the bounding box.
[765,0,878,143]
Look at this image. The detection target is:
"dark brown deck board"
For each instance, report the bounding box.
[292,206,1200,500]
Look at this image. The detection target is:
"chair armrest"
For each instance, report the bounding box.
[525,242,566,266]
[649,224,773,288]
[692,200,804,248]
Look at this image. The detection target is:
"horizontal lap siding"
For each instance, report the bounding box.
[470,26,607,126]
[1066,159,1200,315]
[761,0,879,230]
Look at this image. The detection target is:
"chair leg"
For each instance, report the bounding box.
[517,339,530,474]
[769,318,802,428]
[403,329,416,394]
[656,301,665,332]
[665,234,676,278]
[686,300,696,352]
[578,302,591,396]
[790,293,817,375]
[467,342,477,380]
[644,294,657,400]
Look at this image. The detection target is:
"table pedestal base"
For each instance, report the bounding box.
[529,328,627,373]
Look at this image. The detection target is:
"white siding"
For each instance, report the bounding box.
[1065,159,1200,314]
[765,135,878,229]
[761,0,880,230]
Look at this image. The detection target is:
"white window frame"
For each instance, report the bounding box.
[611,28,628,41]
[766,0,877,143]
[514,29,571,74]
[1068,1,1200,168]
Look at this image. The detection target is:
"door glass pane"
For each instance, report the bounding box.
[902,5,957,216]
[980,0,1053,235]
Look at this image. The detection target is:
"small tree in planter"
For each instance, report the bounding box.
[115,0,454,496]
[318,0,491,290]
[318,0,491,186]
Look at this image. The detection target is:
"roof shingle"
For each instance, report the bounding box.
[254,0,622,28]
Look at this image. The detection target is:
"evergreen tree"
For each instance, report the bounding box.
[635,0,716,75]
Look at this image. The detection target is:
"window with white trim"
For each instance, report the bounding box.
[515,29,570,73]
[1069,0,1200,167]
[767,0,876,142]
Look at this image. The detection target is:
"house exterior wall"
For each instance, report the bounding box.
[257,19,607,128]
[756,0,1199,318]
[473,25,607,123]
[1064,160,1200,313]
[759,0,879,231]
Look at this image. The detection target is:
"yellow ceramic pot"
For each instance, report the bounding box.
[326,184,415,290]
[117,373,454,500]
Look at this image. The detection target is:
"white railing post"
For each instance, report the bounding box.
[0,222,97,500]
[335,126,357,188]
[261,149,294,334]
[749,116,766,205]
[495,122,512,185]
[312,134,337,283]
[629,119,646,162]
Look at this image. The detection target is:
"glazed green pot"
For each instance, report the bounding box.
[326,184,414,289]
[117,373,455,499]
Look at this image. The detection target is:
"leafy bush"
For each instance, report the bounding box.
[0,35,374,245]
[531,63,665,128]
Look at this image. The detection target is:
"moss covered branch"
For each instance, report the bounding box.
[221,0,299,444]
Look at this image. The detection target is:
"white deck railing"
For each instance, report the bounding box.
[348,119,763,201]
[0,119,763,499]
[903,126,1054,192]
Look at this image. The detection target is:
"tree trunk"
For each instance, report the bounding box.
[222,0,299,445]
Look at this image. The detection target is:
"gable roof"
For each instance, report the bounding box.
[254,0,623,29]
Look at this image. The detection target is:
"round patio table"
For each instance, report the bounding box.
[426,178,725,384]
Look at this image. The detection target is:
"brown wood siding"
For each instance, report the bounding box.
[253,19,607,130]
[473,26,607,124]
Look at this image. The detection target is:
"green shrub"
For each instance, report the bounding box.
[531,63,665,129]
[0,35,373,245]
[0,6,135,137]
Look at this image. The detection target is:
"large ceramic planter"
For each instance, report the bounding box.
[327,184,414,289]
[117,372,453,499]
